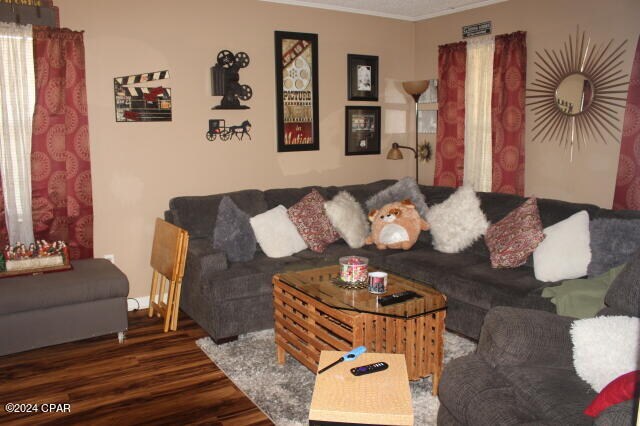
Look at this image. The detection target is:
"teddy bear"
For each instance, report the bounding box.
[364,199,430,250]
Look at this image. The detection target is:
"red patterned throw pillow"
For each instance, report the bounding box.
[288,189,340,253]
[484,198,545,268]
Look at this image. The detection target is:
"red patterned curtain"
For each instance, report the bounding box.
[435,41,466,187]
[613,35,640,210]
[491,31,526,195]
[0,178,6,247]
[31,27,93,259]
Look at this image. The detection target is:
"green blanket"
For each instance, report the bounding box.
[541,263,626,319]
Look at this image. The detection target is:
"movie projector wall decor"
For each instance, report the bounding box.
[211,50,252,109]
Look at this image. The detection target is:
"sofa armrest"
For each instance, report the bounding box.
[185,239,228,281]
[478,306,575,369]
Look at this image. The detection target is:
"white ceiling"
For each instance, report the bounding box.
[259,0,509,21]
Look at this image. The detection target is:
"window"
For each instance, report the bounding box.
[0,23,36,244]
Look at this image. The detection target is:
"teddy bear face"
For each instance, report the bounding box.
[379,207,402,223]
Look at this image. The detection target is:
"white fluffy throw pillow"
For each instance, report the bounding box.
[324,191,369,248]
[426,186,489,253]
[250,205,307,258]
[570,316,639,392]
[533,211,591,282]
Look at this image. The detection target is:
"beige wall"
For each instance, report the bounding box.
[414,0,640,206]
[55,0,417,298]
[54,0,640,299]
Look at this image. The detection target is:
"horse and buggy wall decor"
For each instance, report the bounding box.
[205,119,252,141]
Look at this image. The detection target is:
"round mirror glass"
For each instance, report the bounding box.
[555,73,593,116]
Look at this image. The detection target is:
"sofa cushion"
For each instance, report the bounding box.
[250,205,307,258]
[365,177,429,218]
[170,190,268,239]
[500,365,595,425]
[379,249,486,285]
[485,198,545,268]
[263,185,332,209]
[0,259,128,315]
[588,218,640,277]
[476,191,528,224]
[451,262,553,310]
[533,211,591,282]
[287,189,339,253]
[604,249,640,316]
[334,179,399,209]
[293,241,385,264]
[382,248,553,312]
[439,355,539,425]
[421,185,455,207]
[426,186,489,253]
[536,197,599,228]
[212,196,257,262]
[204,253,300,301]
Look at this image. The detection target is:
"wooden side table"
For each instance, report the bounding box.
[309,351,413,425]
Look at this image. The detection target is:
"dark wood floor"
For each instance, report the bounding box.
[0,311,273,425]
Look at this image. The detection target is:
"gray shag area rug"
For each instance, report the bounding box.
[197,329,476,425]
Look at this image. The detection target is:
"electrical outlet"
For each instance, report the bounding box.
[104,254,115,264]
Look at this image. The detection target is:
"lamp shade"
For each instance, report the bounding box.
[386,143,404,160]
[402,80,429,96]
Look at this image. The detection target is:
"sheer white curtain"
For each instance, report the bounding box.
[0,23,35,244]
[464,37,495,192]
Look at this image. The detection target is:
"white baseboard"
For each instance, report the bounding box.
[127,296,150,311]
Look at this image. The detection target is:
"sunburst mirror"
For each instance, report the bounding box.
[527,27,629,155]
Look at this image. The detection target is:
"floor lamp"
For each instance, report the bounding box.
[387,80,429,183]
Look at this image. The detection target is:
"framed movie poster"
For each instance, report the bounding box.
[347,54,378,101]
[275,31,319,152]
[345,106,381,156]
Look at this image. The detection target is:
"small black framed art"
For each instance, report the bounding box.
[345,106,381,156]
[347,54,378,101]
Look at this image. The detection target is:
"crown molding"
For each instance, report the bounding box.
[258,0,509,22]
[413,0,508,21]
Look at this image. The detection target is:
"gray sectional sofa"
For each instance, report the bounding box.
[165,179,640,343]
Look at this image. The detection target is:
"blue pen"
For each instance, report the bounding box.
[317,346,367,374]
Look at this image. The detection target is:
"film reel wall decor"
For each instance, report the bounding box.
[211,49,253,110]
[527,27,629,155]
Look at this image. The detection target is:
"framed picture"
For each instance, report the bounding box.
[345,106,381,155]
[418,110,437,134]
[347,54,378,101]
[275,31,320,152]
[418,79,438,104]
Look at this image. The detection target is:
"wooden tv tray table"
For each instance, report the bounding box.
[273,265,447,394]
[309,351,413,425]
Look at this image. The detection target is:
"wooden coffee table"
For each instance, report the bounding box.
[272,265,447,394]
[309,351,413,425]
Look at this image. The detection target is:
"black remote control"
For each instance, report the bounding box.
[350,362,389,376]
[378,290,420,306]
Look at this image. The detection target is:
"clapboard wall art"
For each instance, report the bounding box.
[114,70,172,122]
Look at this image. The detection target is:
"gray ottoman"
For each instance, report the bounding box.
[0,259,129,356]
